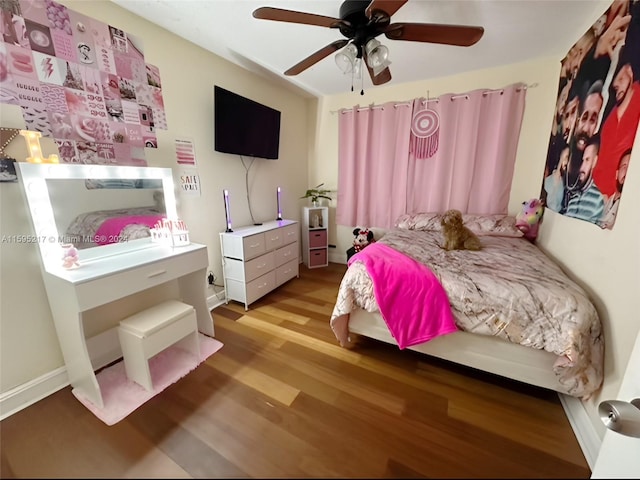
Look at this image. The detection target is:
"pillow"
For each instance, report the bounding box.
[462,214,523,237]
[395,212,523,237]
[395,212,444,231]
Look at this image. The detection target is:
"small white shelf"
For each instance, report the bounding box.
[301,206,328,269]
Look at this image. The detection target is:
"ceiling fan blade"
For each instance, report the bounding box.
[370,65,392,85]
[253,7,347,29]
[385,22,484,46]
[363,50,392,85]
[285,40,350,76]
[365,0,408,19]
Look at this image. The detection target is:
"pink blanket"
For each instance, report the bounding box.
[349,242,457,349]
[95,215,164,245]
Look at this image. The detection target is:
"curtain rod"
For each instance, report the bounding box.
[330,82,539,114]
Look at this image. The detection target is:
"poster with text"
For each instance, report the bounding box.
[175,137,196,166]
[179,167,200,196]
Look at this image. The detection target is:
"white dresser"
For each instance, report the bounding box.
[220,220,299,310]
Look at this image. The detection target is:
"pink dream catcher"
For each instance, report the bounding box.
[410,101,440,159]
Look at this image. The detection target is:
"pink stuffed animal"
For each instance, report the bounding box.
[516,198,544,241]
[61,243,80,269]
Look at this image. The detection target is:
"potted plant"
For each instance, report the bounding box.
[301,183,332,207]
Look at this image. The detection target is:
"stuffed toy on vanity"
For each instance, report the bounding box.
[346,227,375,261]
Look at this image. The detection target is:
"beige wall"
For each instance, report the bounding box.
[0,1,309,393]
[312,57,639,438]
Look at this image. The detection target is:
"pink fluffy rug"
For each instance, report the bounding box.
[73,333,223,426]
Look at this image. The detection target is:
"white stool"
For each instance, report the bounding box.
[118,300,200,391]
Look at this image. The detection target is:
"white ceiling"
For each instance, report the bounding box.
[111,0,610,98]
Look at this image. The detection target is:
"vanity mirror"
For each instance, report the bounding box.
[17,162,178,272]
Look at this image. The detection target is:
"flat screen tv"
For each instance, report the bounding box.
[214,86,281,160]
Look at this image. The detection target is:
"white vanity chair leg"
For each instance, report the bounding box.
[118,300,200,391]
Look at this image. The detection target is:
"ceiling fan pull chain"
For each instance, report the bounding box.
[351,64,354,92]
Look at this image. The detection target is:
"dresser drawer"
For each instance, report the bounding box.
[75,247,207,311]
[281,223,299,246]
[308,229,327,248]
[244,252,275,282]
[224,252,275,283]
[275,242,298,267]
[245,270,276,305]
[276,258,298,286]
[241,233,266,260]
[265,228,284,251]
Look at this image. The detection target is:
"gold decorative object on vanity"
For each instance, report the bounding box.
[19,130,59,163]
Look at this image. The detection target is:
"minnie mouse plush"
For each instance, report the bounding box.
[346,227,375,261]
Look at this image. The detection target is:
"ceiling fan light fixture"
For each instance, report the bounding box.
[364,38,389,68]
[335,42,358,73]
[352,57,362,79]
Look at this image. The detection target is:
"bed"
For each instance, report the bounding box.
[64,206,165,249]
[330,212,604,400]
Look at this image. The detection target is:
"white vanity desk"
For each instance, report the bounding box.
[17,162,212,409]
[43,242,211,408]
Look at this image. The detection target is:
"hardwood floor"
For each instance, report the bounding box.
[0,262,590,478]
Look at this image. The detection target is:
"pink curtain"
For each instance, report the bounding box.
[337,84,527,228]
[336,101,413,228]
[407,84,527,215]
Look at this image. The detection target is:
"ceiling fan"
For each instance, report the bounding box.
[253,0,484,87]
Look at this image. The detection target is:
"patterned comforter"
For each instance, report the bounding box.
[65,206,162,249]
[330,229,604,399]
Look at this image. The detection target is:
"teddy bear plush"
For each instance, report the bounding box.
[346,227,375,261]
[440,209,482,251]
[516,198,544,241]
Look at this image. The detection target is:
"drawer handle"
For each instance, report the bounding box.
[271,235,280,241]
[283,252,290,257]
[147,269,167,278]
[256,263,267,269]
[249,243,260,248]
[258,282,267,289]
[284,268,291,274]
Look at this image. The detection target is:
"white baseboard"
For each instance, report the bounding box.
[328,250,346,264]
[0,367,69,421]
[207,290,226,310]
[559,393,602,470]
